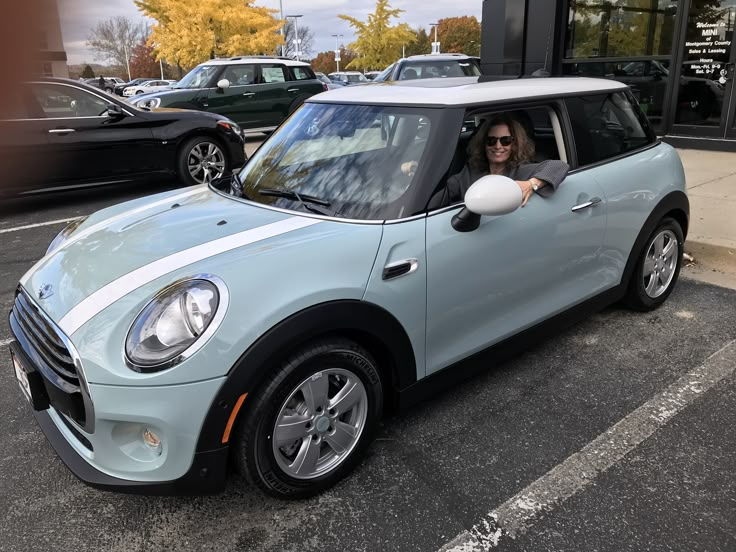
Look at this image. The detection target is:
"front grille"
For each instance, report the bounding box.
[9,287,86,425]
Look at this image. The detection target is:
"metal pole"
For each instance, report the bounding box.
[294,17,300,61]
[332,34,342,72]
[160,57,164,79]
[286,15,303,61]
[124,44,131,81]
[279,0,284,56]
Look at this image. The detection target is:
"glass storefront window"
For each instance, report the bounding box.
[674,0,735,126]
[566,0,678,58]
[562,59,670,129]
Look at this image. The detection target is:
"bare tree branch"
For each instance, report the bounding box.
[87,17,149,70]
[282,21,315,59]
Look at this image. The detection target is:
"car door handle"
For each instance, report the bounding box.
[48,128,75,134]
[287,88,299,93]
[571,197,602,212]
[382,259,419,281]
[242,92,255,97]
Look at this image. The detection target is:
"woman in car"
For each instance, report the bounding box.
[447,114,569,207]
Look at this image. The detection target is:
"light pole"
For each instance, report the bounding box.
[331,33,343,72]
[429,22,439,54]
[278,0,285,56]
[286,14,303,61]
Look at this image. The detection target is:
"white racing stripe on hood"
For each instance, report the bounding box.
[59,216,322,336]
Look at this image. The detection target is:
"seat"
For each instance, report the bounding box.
[402,68,418,80]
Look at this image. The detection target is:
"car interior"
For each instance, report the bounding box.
[426,105,568,210]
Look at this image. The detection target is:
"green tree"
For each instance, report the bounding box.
[136,0,284,66]
[405,27,431,57]
[338,0,415,70]
[81,64,95,78]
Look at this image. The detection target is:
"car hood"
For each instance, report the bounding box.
[19,187,340,334]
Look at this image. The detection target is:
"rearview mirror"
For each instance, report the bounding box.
[217,79,230,90]
[452,175,522,232]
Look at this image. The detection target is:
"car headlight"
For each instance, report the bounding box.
[216,120,243,137]
[125,277,226,371]
[134,97,161,109]
[46,216,89,256]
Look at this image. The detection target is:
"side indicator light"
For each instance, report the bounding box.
[222,393,248,444]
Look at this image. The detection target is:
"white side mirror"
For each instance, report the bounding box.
[217,79,230,89]
[464,175,523,216]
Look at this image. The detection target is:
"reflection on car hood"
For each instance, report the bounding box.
[19,187,325,332]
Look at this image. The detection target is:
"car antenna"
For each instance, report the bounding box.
[531,19,553,78]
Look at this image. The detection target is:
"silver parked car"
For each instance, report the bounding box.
[9,76,687,499]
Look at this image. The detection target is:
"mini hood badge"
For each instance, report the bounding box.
[38,284,54,300]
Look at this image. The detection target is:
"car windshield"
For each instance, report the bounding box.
[398,60,481,80]
[175,65,219,89]
[234,102,444,220]
[347,74,367,82]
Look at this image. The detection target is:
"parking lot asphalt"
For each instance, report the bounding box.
[1,179,735,552]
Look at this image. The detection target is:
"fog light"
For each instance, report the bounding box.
[142,428,162,456]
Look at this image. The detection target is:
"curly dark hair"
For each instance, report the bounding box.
[467,114,535,173]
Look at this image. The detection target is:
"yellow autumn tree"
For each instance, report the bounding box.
[338,0,415,71]
[136,0,284,67]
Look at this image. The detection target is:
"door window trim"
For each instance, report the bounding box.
[26,81,136,119]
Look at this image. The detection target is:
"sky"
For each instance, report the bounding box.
[58,0,483,66]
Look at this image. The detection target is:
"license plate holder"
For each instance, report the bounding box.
[11,348,50,411]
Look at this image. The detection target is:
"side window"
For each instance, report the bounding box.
[292,67,313,81]
[31,84,109,118]
[260,64,287,84]
[222,64,257,86]
[566,92,655,166]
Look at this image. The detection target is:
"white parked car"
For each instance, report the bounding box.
[123,80,177,97]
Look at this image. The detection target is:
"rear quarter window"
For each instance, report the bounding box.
[566,91,656,167]
[292,67,316,81]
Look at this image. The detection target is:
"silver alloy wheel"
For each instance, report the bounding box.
[272,368,368,480]
[187,141,226,184]
[642,229,678,299]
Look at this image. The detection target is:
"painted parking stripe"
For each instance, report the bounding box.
[59,216,323,336]
[440,338,736,552]
[0,338,14,348]
[0,218,80,234]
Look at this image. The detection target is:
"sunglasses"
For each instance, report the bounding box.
[485,135,514,147]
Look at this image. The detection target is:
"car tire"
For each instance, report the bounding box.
[624,217,684,311]
[177,136,228,186]
[234,337,383,499]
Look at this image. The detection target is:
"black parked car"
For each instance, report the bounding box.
[0,78,246,196]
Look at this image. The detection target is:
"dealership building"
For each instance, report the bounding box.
[481,0,736,150]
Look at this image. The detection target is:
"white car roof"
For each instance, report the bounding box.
[200,57,310,67]
[309,77,628,107]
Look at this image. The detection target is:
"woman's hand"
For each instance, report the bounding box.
[516,180,534,207]
[401,161,418,177]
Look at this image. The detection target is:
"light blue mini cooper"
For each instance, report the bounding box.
[9,77,689,498]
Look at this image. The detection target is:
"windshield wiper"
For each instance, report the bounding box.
[258,188,338,216]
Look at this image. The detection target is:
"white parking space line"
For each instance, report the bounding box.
[440,339,736,552]
[0,338,14,348]
[0,217,81,235]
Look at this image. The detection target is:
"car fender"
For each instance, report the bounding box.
[193,299,416,453]
[621,189,689,286]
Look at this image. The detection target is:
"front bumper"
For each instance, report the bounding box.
[8,326,231,495]
[34,407,228,495]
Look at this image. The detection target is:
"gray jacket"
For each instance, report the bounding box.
[446,160,570,204]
